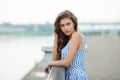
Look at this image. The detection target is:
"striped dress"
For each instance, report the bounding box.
[61,33,88,80]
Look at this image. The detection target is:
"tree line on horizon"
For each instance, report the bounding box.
[0,22,54,36]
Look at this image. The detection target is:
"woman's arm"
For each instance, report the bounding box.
[52,33,58,61]
[48,32,82,67]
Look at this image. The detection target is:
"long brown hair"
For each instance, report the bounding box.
[54,10,78,60]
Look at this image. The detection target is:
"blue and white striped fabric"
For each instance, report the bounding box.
[61,33,88,80]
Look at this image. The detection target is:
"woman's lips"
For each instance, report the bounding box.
[64,31,70,34]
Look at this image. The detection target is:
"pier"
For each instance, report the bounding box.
[22,34,120,80]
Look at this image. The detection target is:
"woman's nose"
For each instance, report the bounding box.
[64,25,68,30]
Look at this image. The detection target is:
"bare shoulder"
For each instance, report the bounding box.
[71,31,81,40]
[70,32,82,50]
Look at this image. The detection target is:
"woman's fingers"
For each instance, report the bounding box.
[44,65,50,73]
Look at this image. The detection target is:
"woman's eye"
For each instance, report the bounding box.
[60,24,64,28]
[66,23,70,26]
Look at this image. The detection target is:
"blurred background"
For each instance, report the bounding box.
[0,0,120,80]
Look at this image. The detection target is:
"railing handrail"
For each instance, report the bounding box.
[46,66,65,80]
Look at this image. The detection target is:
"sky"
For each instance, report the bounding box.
[0,0,120,24]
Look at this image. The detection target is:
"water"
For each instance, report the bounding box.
[0,35,53,80]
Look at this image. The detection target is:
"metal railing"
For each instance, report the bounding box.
[46,66,65,80]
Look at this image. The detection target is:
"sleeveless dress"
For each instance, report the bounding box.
[61,33,88,80]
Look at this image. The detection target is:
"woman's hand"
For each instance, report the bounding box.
[44,60,63,73]
[44,61,53,73]
[44,64,51,73]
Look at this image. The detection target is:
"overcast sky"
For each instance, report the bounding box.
[0,0,120,24]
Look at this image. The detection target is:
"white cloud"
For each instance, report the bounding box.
[0,0,120,24]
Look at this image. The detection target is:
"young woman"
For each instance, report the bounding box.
[44,10,88,80]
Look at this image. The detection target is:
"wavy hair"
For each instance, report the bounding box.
[54,10,78,60]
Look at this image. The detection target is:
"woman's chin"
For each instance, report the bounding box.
[64,33,71,36]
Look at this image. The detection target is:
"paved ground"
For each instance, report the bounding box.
[22,34,120,80]
[85,34,120,80]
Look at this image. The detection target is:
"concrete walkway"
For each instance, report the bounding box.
[85,35,120,80]
[22,34,120,80]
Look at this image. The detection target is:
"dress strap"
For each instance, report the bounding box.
[80,33,87,49]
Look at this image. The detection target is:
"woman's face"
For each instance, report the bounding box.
[60,17,75,36]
